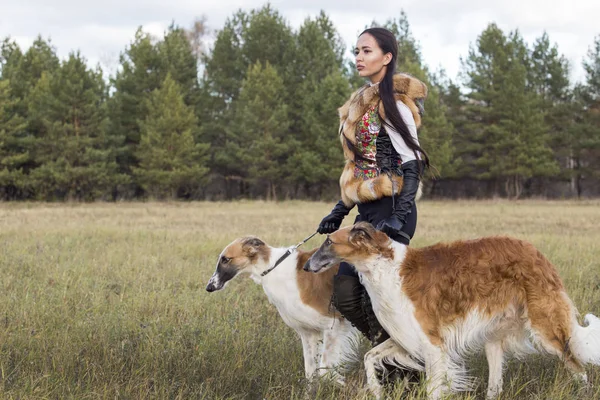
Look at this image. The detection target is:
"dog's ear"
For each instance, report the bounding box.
[242,237,266,256]
[348,222,376,247]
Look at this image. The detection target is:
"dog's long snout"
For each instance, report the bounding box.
[303,258,312,272]
[206,273,222,292]
[206,282,216,292]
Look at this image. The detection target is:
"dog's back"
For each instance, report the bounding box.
[399,237,569,345]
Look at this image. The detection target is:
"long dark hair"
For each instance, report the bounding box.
[360,27,430,168]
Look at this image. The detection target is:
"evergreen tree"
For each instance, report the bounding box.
[240,5,296,81]
[225,61,289,200]
[201,6,295,195]
[28,53,125,200]
[529,32,573,192]
[0,79,28,198]
[199,11,248,195]
[380,11,422,69]
[287,13,350,197]
[157,23,201,108]
[563,85,598,197]
[566,35,600,197]
[0,38,23,81]
[290,70,350,196]
[202,5,294,106]
[0,37,63,197]
[529,32,570,100]
[2,36,60,110]
[381,13,456,184]
[1,36,60,178]
[133,74,209,199]
[108,28,163,182]
[461,24,557,197]
[583,35,600,99]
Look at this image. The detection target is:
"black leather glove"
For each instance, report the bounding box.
[376,160,422,241]
[318,200,354,234]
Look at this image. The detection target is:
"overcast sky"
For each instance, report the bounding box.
[1,0,598,85]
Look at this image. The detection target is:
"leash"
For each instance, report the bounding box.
[260,231,318,277]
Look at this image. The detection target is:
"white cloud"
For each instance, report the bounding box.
[0,0,597,84]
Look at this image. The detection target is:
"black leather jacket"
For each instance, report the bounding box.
[375,126,403,177]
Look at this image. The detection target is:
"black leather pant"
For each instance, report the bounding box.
[333,196,417,345]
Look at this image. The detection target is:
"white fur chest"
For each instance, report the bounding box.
[360,250,427,360]
[258,258,333,331]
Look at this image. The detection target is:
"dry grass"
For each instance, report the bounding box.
[0,200,599,399]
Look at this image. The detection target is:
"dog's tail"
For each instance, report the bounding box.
[570,313,600,365]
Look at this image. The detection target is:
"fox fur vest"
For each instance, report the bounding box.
[338,73,427,208]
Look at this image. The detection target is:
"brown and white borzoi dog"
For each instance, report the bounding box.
[206,236,359,384]
[304,222,600,399]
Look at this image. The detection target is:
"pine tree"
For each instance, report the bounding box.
[567,35,600,197]
[461,24,558,197]
[0,79,28,198]
[201,6,296,196]
[381,13,457,186]
[2,36,60,111]
[108,28,163,182]
[198,12,248,196]
[157,23,201,109]
[380,11,422,69]
[528,32,574,193]
[0,38,23,82]
[225,61,289,200]
[529,32,570,101]
[28,53,126,200]
[290,70,350,196]
[287,13,350,197]
[0,37,63,197]
[133,74,209,199]
[583,35,600,98]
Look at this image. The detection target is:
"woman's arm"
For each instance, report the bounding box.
[384,101,420,162]
[377,101,423,243]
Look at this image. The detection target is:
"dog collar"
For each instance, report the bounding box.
[260,232,318,277]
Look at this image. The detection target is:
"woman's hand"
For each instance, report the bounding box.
[317,200,354,234]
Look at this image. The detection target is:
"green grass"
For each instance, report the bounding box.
[0,200,599,399]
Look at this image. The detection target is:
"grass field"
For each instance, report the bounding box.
[0,200,599,399]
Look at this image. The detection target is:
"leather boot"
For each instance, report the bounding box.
[332,274,371,339]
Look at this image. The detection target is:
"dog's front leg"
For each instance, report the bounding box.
[319,321,358,385]
[298,329,320,381]
[423,343,450,400]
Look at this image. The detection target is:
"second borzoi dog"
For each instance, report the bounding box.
[304,222,600,399]
[206,236,359,384]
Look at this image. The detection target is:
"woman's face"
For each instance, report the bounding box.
[354,33,392,83]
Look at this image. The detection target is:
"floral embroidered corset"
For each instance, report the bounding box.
[354,105,402,180]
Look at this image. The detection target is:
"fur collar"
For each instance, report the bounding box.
[337,74,427,207]
[338,73,427,161]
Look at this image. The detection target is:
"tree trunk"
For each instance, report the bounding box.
[569,152,576,197]
[514,175,522,199]
[493,179,500,198]
[271,182,278,202]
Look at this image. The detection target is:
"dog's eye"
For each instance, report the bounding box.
[221,256,231,264]
[325,238,332,246]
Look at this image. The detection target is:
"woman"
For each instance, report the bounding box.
[317,27,429,365]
